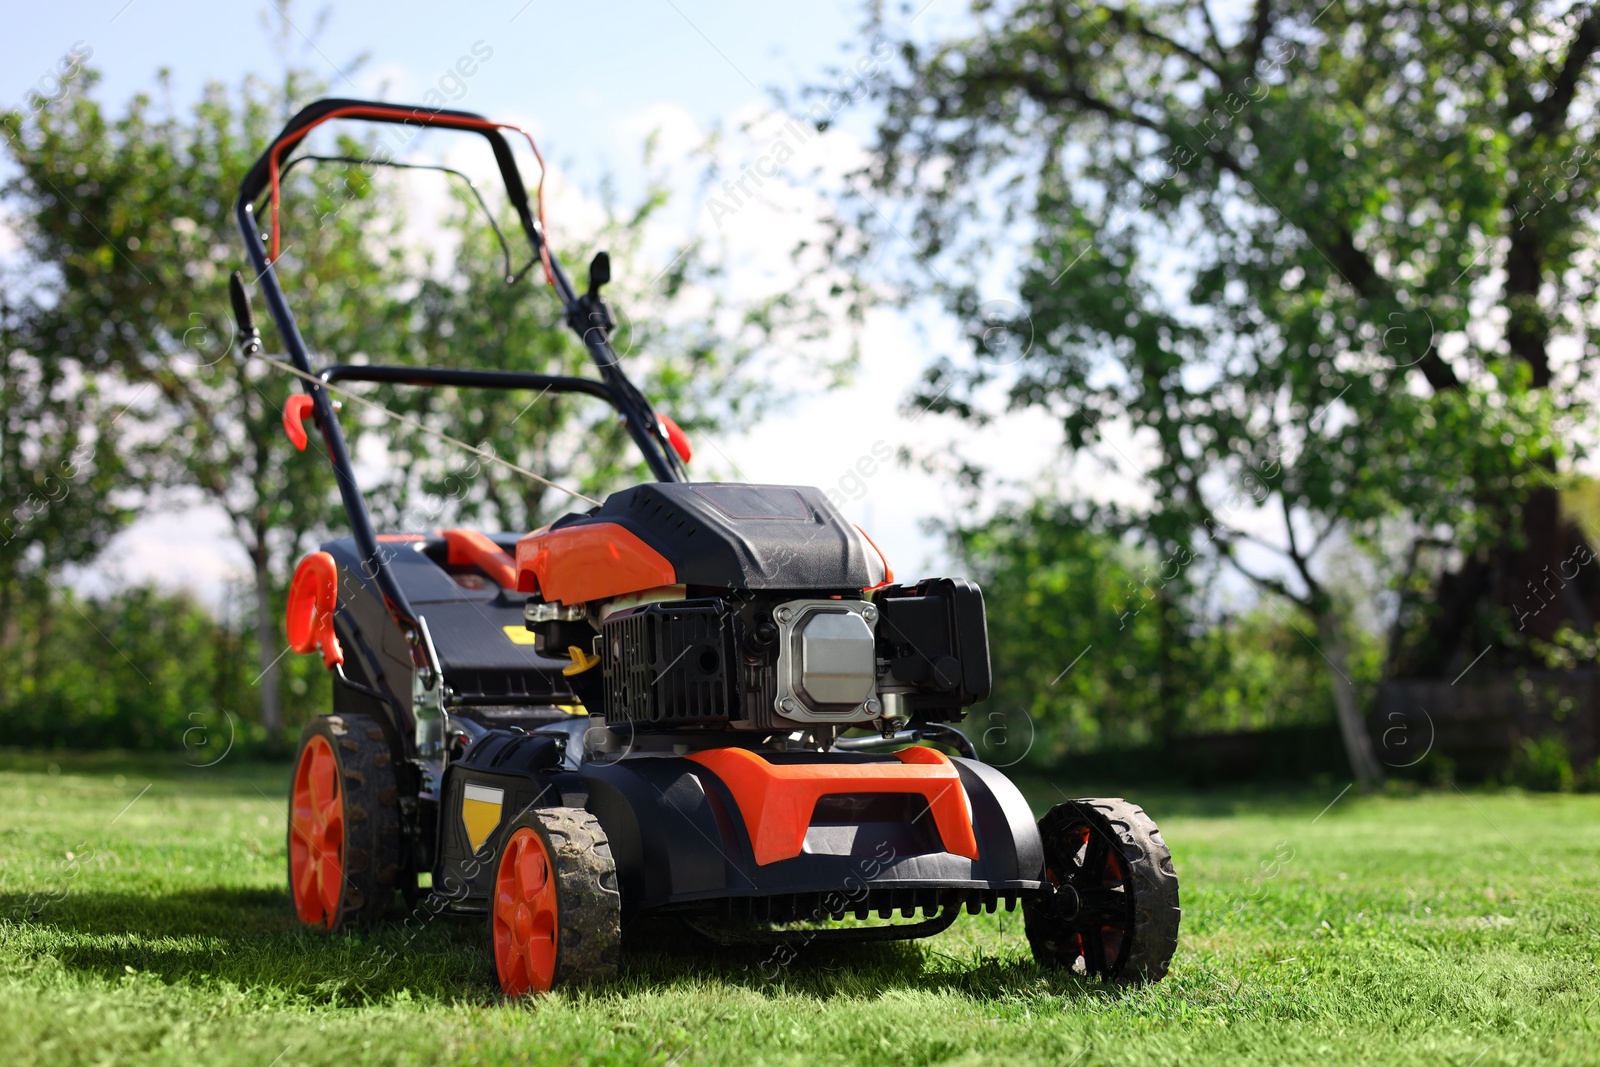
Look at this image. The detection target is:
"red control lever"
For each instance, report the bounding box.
[283,395,315,451]
[657,413,692,464]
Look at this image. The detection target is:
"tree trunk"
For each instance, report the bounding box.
[1316,610,1384,790]
[252,547,283,740]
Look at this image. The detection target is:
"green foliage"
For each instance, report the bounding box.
[1508,732,1577,793]
[956,501,1381,764]
[3,756,1600,1064]
[1188,608,1382,733]
[0,583,326,752]
[0,70,392,535]
[855,0,1583,590]
[0,339,133,603]
[955,501,1171,752]
[0,66,401,735]
[848,0,1600,782]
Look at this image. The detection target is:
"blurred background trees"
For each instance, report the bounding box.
[0,55,811,748]
[2,2,1599,789]
[2,69,403,740]
[851,0,1600,786]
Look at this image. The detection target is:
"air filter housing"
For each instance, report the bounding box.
[600,599,735,726]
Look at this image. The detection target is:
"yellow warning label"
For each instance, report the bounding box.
[461,783,504,853]
[503,624,538,646]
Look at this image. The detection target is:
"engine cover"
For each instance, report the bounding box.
[516,482,890,604]
[597,595,884,730]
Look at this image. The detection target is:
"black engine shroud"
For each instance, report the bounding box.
[547,482,886,592]
[519,483,995,732]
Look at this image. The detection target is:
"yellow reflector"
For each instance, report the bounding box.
[461,783,504,853]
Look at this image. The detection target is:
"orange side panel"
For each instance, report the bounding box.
[285,551,343,669]
[440,528,519,588]
[686,746,980,866]
[514,522,677,602]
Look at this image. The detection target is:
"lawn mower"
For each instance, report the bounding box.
[231,97,1180,993]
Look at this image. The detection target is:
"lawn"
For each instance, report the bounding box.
[0,751,1596,1066]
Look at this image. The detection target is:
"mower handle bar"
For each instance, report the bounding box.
[233,98,685,653]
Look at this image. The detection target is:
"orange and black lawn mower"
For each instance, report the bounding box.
[233,98,1180,993]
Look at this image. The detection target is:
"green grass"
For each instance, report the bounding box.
[1,752,1597,1066]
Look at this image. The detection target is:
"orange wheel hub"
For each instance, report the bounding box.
[290,734,344,928]
[493,827,559,994]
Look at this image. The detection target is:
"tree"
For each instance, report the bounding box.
[953,499,1372,765]
[362,154,810,534]
[0,291,134,711]
[3,63,839,741]
[2,68,400,741]
[850,0,1591,786]
[951,500,1188,756]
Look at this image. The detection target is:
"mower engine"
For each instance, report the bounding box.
[516,482,991,736]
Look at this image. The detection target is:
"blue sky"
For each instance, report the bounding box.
[3,1,875,189]
[2,1,879,266]
[4,0,1075,602]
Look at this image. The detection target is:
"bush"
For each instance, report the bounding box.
[1508,733,1576,792]
[0,582,327,753]
[953,501,1371,766]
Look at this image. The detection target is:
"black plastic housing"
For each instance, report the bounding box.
[321,533,578,717]
[548,482,887,592]
[601,599,736,726]
[580,752,1043,914]
[433,730,572,911]
[873,578,992,719]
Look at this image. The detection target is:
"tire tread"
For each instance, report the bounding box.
[1023,796,1180,983]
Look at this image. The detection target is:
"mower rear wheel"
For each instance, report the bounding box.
[1023,797,1180,983]
[490,807,621,995]
[287,714,402,931]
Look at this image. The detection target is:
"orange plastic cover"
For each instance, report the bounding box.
[286,551,343,669]
[657,413,692,463]
[855,525,894,588]
[440,528,518,588]
[283,395,314,451]
[514,522,676,602]
[686,746,980,866]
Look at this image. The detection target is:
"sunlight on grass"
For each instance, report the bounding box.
[1,752,1597,1065]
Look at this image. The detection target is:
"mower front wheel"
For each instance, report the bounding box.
[287,714,402,931]
[490,806,622,995]
[1023,797,1180,983]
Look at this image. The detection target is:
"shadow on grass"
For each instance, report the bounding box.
[1,885,490,1002]
[3,885,1120,1006]
[0,748,292,797]
[619,936,1123,1005]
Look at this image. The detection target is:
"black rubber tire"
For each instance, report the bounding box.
[1023,797,1180,983]
[489,806,622,993]
[287,713,402,930]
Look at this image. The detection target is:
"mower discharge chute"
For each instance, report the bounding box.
[235,98,1180,993]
